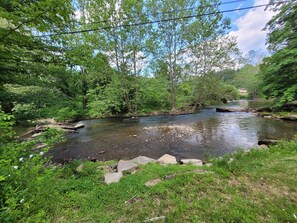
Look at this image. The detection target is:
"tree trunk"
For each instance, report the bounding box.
[81,66,87,110]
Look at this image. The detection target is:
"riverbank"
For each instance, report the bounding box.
[3,139,296,222]
[259,111,297,122]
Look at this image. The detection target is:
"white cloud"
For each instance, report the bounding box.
[229,0,276,54]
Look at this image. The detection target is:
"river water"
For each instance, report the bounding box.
[48,100,297,162]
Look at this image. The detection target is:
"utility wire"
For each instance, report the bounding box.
[38,2,282,38]
[72,0,247,26]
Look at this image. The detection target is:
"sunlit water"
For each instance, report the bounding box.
[48,100,297,162]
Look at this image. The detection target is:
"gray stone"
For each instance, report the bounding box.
[260,144,269,149]
[180,159,203,166]
[104,172,123,184]
[205,163,213,167]
[131,156,155,165]
[117,160,138,172]
[145,178,162,187]
[157,154,177,164]
[76,164,84,173]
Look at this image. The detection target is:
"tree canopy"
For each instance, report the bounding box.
[260,0,297,105]
[0,0,246,123]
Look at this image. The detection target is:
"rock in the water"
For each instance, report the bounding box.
[180,159,203,166]
[131,156,155,165]
[157,154,177,164]
[216,107,249,113]
[263,115,272,119]
[74,123,85,129]
[145,178,162,187]
[104,172,123,184]
[117,160,138,172]
[76,164,84,173]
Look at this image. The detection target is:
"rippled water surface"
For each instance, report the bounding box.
[48,100,297,162]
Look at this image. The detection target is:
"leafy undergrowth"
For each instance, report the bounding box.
[2,140,297,222]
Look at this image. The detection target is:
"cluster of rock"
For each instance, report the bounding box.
[103,154,208,185]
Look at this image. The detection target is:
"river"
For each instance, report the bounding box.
[48,100,297,162]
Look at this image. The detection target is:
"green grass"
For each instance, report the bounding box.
[10,141,297,222]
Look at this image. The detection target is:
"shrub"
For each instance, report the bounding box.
[0,122,64,222]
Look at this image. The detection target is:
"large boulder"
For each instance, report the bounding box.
[157,154,177,164]
[104,172,123,184]
[131,156,155,165]
[117,160,138,172]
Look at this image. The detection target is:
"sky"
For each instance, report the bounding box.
[221,0,276,56]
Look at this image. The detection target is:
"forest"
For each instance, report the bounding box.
[0,0,297,222]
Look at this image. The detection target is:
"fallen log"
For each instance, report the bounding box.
[20,126,47,138]
[57,123,85,130]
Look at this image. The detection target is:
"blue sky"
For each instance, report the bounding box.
[220,0,275,55]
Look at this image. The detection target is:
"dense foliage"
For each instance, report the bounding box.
[0,108,64,221]
[260,0,297,105]
[0,0,243,124]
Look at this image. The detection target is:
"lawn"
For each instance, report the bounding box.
[47,141,297,222]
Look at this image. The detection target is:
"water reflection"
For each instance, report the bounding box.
[48,100,297,162]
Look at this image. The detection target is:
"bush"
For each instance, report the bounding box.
[11,103,40,124]
[0,107,14,143]
[50,99,84,122]
[0,124,64,222]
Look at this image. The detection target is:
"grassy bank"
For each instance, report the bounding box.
[1,140,297,222]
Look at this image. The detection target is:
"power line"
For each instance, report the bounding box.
[38,2,280,38]
[72,0,247,26]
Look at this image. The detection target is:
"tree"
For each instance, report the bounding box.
[183,0,238,111]
[148,0,196,111]
[233,64,260,99]
[260,0,297,105]
[0,0,74,112]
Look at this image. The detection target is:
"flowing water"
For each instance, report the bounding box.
[48,100,297,162]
